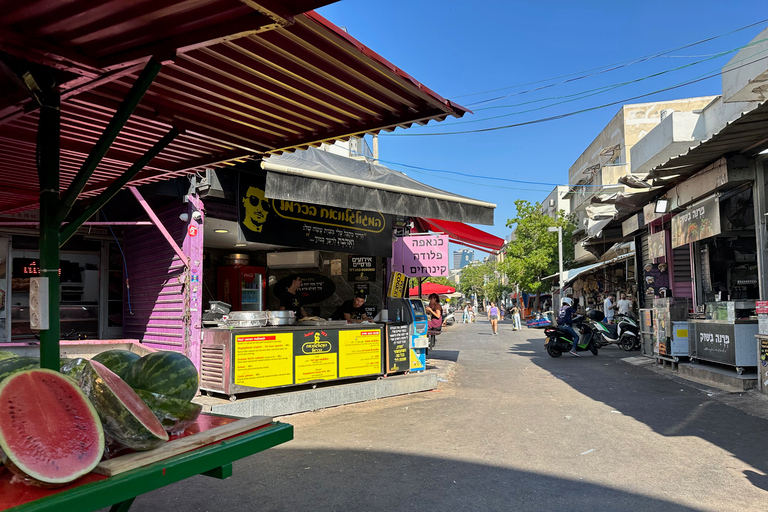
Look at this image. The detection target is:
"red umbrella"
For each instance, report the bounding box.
[407,282,456,297]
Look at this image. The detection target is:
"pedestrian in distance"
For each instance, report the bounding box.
[603,293,616,324]
[499,306,505,322]
[511,303,522,331]
[463,304,470,323]
[616,293,632,316]
[487,302,500,335]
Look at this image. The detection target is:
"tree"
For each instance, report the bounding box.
[408,276,453,289]
[500,200,576,303]
[457,261,489,301]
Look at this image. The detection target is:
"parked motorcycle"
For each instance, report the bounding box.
[443,310,456,326]
[587,311,639,350]
[543,316,599,357]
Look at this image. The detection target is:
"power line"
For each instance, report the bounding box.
[453,17,768,103]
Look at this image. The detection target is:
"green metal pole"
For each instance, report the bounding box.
[58,58,163,223]
[37,89,61,371]
[60,127,180,246]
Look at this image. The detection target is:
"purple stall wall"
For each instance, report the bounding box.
[124,198,203,369]
[184,195,204,369]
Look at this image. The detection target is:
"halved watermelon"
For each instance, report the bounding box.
[126,351,199,401]
[80,360,169,451]
[91,349,141,380]
[0,369,104,487]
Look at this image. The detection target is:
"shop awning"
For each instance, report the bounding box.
[647,100,768,182]
[263,148,496,225]
[0,5,471,214]
[414,218,505,252]
[543,251,635,286]
[407,282,456,297]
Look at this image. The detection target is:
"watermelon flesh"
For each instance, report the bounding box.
[80,360,168,452]
[126,351,199,401]
[0,369,104,487]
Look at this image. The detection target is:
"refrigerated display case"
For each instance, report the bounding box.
[217,266,265,311]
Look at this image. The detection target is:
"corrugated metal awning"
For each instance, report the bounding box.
[0,3,470,213]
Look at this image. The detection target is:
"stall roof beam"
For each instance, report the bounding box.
[58,58,163,222]
[129,186,189,267]
[60,127,181,245]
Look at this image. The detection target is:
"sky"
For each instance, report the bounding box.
[315,1,768,265]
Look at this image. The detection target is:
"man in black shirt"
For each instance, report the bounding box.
[335,290,370,323]
[279,275,307,318]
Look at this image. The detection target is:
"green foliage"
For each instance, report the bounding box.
[408,276,453,289]
[457,261,508,303]
[500,199,577,294]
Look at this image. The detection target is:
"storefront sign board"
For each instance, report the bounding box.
[648,230,666,260]
[621,213,641,237]
[348,255,376,282]
[392,235,449,277]
[671,195,721,248]
[691,322,736,366]
[238,172,392,257]
[387,271,407,298]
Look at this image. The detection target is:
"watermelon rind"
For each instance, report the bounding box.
[91,349,141,380]
[60,357,89,381]
[126,351,199,401]
[80,360,169,451]
[0,369,104,487]
[0,357,41,383]
[135,389,203,435]
[0,350,17,361]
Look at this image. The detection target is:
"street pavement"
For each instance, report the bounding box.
[125,318,768,511]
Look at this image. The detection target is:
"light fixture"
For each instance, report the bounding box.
[214,229,229,234]
[235,243,247,248]
[654,198,670,214]
[191,211,202,221]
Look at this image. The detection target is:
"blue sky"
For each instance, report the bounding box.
[316,1,767,263]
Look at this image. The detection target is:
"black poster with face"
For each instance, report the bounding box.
[238,171,392,257]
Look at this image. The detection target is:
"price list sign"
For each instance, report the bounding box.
[234,333,294,388]
[339,329,382,378]
[386,323,410,373]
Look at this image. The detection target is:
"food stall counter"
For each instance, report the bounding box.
[200,322,387,399]
[688,301,758,373]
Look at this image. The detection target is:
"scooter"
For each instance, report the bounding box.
[543,316,599,357]
[443,310,456,326]
[587,311,639,350]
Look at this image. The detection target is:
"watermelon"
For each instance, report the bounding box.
[60,358,89,381]
[135,389,203,435]
[126,351,199,401]
[80,360,168,451]
[0,357,41,383]
[0,369,104,487]
[0,350,17,361]
[91,349,141,380]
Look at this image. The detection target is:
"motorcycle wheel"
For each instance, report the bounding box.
[620,336,635,351]
[546,341,562,358]
[589,341,598,356]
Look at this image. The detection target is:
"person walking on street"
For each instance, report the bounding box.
[499,306,505,322]
[557,298,580,356]
[487,302,500,335]
[511,304,522,331]
[463,304,470,323]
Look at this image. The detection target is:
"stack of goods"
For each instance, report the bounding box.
[0,349,201,488]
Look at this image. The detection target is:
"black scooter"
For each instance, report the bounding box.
[543,316,599,357]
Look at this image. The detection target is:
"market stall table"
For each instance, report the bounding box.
[0,414,293,512]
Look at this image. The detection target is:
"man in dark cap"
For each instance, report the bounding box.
[335,289,371,323]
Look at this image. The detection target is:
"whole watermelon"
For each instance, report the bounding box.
[0,350,17,362]
[126,351,199,401]
[60,358,89,381]
[135,389,203,435]
[0,357,41,383]
[91,349,141,380]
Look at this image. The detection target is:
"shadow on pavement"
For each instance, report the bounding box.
[427,349,460,362]
[128,448,704,512]
[511,333,768,481]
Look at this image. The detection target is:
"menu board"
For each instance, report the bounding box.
[294,330,339,384]
[234,333,294,388]
[348,256,376,282]
[671,195,721,248]
[648,231,666,260]
[338,329,382,377]
[643,263,670,297]
[386,323,410,373]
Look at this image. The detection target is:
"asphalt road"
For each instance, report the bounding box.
[124,318,768,511]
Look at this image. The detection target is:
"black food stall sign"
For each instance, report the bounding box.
[348,256,376,281]
[643,263,670,297]
[273,273,336,304]
[386,323,410,373]
[671,195,721,248]
[238,171,392,257]
[694,322,736,365]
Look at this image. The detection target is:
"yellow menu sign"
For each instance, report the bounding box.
[387,271,407,298]
[339,329,382,378]
[234,333,293,388]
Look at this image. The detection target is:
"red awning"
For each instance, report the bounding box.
[407,282,456,296]
[416,218,505,253]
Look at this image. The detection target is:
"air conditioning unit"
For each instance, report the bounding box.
[267,250,320,269]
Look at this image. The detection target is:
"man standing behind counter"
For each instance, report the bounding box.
[279,275,307,319]
[334,290,371,323]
